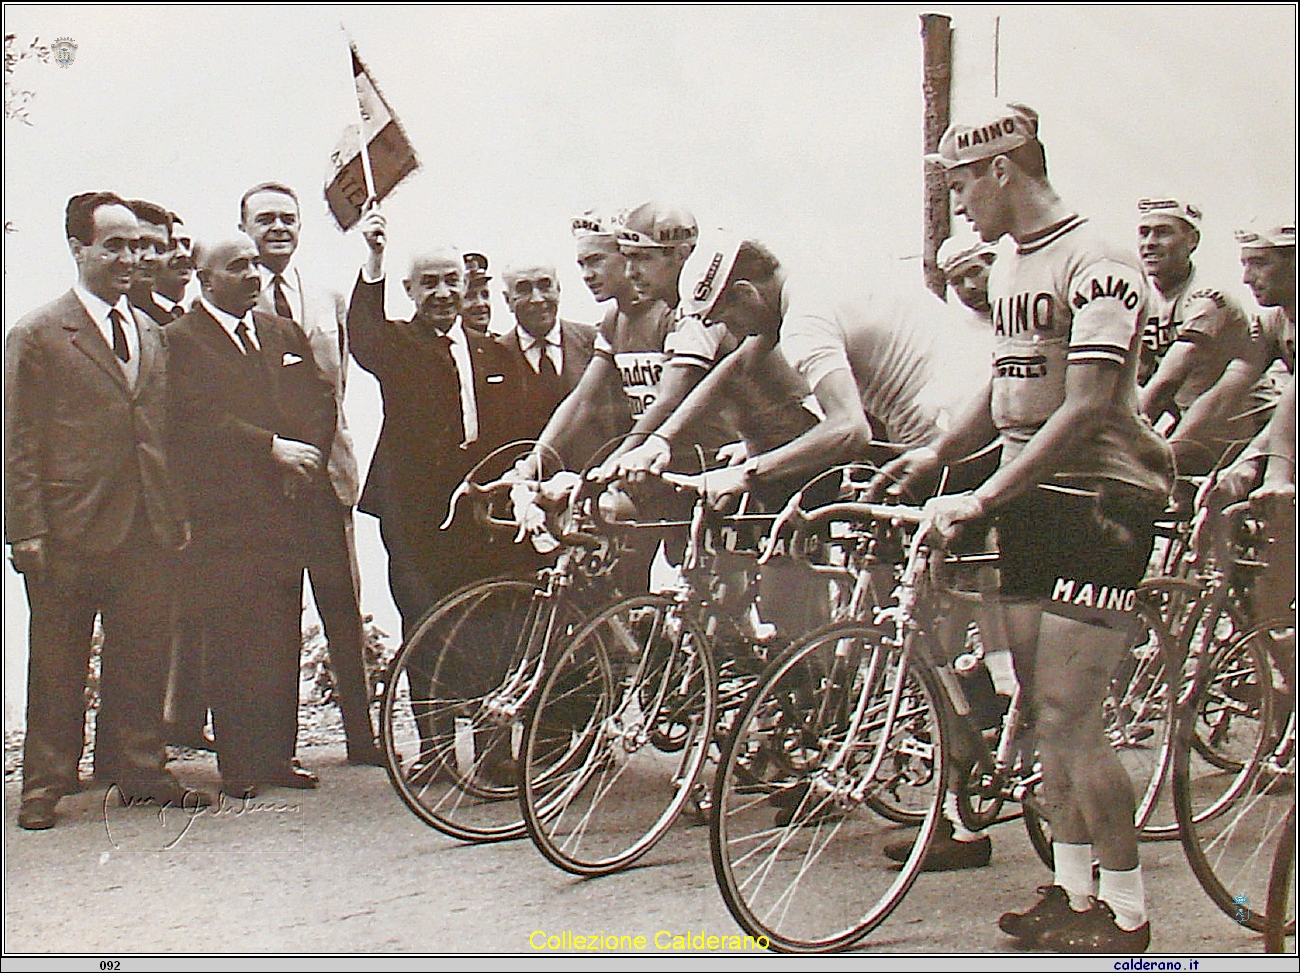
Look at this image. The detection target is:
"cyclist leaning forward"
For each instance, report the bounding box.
[879,103,1174,953]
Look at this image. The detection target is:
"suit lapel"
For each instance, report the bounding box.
[133,308,160,396]
[64,294,130,394]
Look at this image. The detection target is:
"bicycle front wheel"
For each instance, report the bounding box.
[710,622,944,952]
[520,594,717,876]
[380,578,571,842]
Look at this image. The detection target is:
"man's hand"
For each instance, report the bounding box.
[612,439,672,485]
[177,521,192,552]
[921,492,985,545]
[702,465,749,509]
[10,537,45,575]
[715,441,748,467]
[357,206,386,280]
[271,436,323,479]
[867,446,941,501]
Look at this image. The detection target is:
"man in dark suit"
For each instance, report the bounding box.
[238,181,381,766]
[348,209,520,639]
[6,192,199,830]
[167,232,336,798]
[126,200,182,326]
[496,260,598,445]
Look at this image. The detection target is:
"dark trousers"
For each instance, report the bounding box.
[305,495,374,749]
[22,521,171,803]
[197,548,303,784]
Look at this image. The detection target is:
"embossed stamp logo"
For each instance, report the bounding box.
[52,37,78,68]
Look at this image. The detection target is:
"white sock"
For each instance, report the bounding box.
[942,791,982,842]
[1099,866,1147,931]
[1053,842,1095,911]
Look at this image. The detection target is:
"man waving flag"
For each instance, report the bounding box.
[325,41,420,231]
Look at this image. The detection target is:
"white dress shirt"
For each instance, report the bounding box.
[200,296,261,353]
[445,320,479,446]
[74,284,140,385]
[257,264,303,323]
[518,322,563,375]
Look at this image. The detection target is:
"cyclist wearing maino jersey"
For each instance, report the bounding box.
[882,103,1173,954]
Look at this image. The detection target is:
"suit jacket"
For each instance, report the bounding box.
[130,291,174,327]
[5,290,186,554]
[347,275,520,559]
[255,265,361,508]
[166,303,336,559]
[496,318,606,465]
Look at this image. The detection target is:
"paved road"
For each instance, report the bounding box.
[3,738,1289,961]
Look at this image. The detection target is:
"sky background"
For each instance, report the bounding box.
[3,4,1296,725]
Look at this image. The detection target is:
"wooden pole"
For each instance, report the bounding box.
[921,13,953,299]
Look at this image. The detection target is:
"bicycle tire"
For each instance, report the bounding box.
[710,621,944,953]
[1136,579,1252,838]
[520,594,718,876]
[380,577,576,842]
[1174,620,1294,931]
[1264,801,1296,952]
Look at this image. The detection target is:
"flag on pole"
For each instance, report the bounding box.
[325,42,420,231]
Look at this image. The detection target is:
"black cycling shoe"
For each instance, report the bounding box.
[998,885,1077,943]
[1037,897,1151,953]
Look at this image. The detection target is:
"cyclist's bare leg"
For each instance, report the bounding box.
[1034,610,1139,872]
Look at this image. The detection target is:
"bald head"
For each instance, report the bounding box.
[404,246,465,332]
[502,260,560,339]
[195,232,262,317]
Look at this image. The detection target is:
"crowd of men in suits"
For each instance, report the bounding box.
[5,183,611,830]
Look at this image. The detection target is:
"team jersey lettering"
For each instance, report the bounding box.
[992,292,1055,336]
[1071,275,1141,312]
[995,353,1049,378]
[613,350,667,418]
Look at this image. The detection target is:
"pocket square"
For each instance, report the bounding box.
[487,374,505,383]
[281,353,303,366]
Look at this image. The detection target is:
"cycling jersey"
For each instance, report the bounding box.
[988,215,1174,499]
[778,278,993,448]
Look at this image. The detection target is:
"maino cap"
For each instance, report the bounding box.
[570,208,624,243]
[1137,197,1203,230]
[925,103,1040,169]
[1235,218,1296,250]
[464,251,491,280]
[677,233,741,320]
[937,236,997,276]
[617,201,698,249]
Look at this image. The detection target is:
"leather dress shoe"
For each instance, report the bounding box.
[18,798,58,830]
[264,763,319,789]
[346,743,386,767]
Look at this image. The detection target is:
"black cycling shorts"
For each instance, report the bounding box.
[996,482,1161,619]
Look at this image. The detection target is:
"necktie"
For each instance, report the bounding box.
[271,275,295,322]
[537,344,559,381]
[234,321,259,357]
[109,309,131,363]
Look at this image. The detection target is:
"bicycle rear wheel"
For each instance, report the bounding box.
[711,622,944,952]
[1174,620,1294,931]
[520,594,717,876]
[380,578,573,842]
